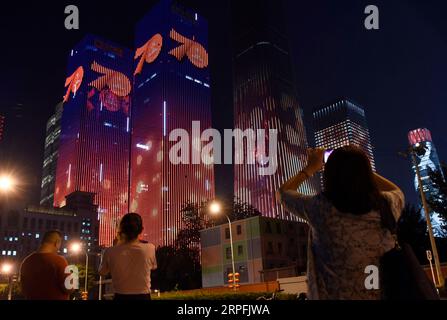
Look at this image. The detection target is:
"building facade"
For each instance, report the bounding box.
[232,0,317,220]
[0,191,99,265]
[408,128,446,237]
[40,102,63,206]
[130,0,214,246]
[54,35,133,246]
[201,216,308,288]
[313,98,376,171]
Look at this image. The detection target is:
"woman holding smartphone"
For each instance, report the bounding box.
[277,146,404,300]
[99,213,157,300]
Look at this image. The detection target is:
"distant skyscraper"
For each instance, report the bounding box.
[232,0,317,219]
[40,102,63,206]
[130,0,214,246]
[313,98,376,171]
[54,35,133,246]
[408,128,446,237]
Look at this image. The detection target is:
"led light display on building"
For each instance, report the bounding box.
[130,0,214,246]
[408,128,446,237]
[54,35,133,246]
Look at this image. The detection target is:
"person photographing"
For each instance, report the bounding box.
[277,146,404,300]
[99,213,157,300]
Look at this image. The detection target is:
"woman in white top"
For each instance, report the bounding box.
[99,213,157,300]
[277,146,405,300]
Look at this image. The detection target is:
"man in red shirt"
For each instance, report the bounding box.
[20,230,70,300]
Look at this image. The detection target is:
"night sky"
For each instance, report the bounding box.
[0,0,446,209]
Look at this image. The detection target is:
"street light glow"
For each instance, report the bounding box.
[209,201,221,215]
[70,242,82,253]
[0,175,14,192]
[1,263,13,274]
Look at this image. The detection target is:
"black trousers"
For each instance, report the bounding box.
[113,293,152,300]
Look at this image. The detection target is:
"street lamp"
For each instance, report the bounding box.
[208,201,237,291]
[1,263,14,300]
[70,242,89,298]
[401,145,445,288]
[0,175,15,193]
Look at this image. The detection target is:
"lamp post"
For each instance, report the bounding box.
[98,251,104,301]
[405,145,445,288]
[1,263,13,301]
[70,242,89,298]
[209,201,237,291]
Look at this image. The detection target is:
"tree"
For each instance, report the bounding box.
[397,203,428,264]
[175,197,262,248]
[151,245,202,292]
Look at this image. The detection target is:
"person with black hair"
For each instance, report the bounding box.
[99,213,157,300]
[277,146,405,300]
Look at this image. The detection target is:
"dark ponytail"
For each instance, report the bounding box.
[119,213,143,242]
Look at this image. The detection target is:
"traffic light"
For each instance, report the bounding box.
[234,273,240,288]
[227,272,240,289]
[227,273,233,288]
[81,291,88,300]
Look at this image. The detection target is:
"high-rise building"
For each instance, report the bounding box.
[130,0,214,246]
[232,0,317,220]
[408,128,446,237]
[313,98,376,171]
[54,35,133,246]
[40,102,63,206]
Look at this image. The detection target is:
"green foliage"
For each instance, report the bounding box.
[151,245,202,292]
[397,204,429,263]
[0,281,23,300]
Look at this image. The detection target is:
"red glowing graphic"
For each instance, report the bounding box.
[134,34,163,75]
[169,29,208,69]
[63,66,84,102]
[408,128,433,145]
[88,61,132,97]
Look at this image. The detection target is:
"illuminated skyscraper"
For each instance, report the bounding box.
[130,0,214,246]
[54,35,133,246]
[408,128,446,237]
[40,102,63,206]
[232,0,317,219]
[313,98,376,171]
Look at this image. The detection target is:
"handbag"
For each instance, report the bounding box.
[380,241,440,300]
[379,203,440,300]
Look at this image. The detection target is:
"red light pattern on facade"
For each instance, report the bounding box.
[134,33,163,75]
[89,61,131,97]
[408,128,433,145]
[55,37,132,246]
[63,66,84,102]
[169,29,208,69]
[130,3,213,246]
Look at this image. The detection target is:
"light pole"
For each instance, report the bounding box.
[98,251,104,301]
[209,201,237,291]
[1,263,13,301]
[406,145,445,288]
[70,242,89,298]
